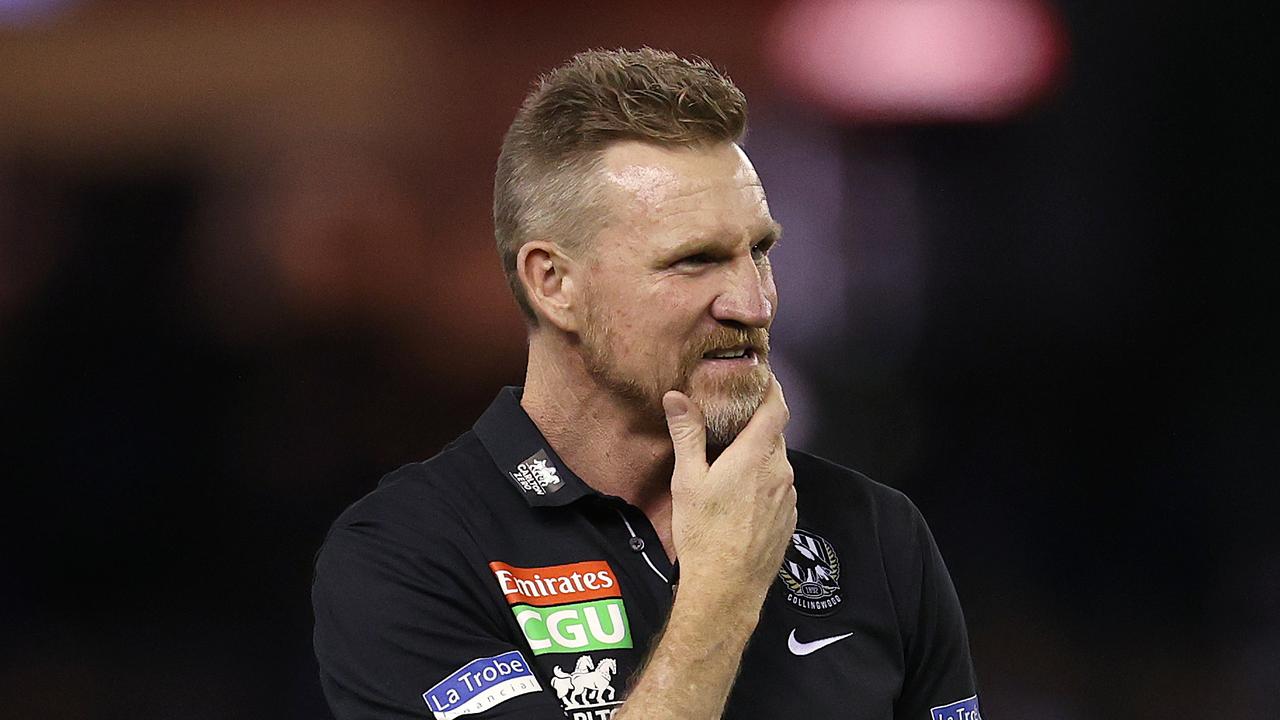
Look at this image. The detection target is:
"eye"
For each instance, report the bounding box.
[751,238,775,261]
[675,253,716,267]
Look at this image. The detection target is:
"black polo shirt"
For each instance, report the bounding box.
[313,387,981,720]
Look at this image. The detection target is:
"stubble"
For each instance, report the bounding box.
[580,304,771,447]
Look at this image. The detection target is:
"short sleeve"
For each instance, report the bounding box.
[312,517,568,720]
[889,498,982,720]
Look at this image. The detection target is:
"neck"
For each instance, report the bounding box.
[521,334,675,539]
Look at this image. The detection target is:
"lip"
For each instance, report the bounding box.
[699,347,761,366]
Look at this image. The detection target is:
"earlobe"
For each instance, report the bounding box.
[516,242,580,333]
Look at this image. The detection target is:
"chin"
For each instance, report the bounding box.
[690,376,769,447]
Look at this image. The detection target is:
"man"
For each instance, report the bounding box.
[313,48,980,720]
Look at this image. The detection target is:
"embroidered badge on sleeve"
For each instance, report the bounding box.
[422,650,542,719]
[930,695,982,720]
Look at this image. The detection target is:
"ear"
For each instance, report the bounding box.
[516,241,582,333]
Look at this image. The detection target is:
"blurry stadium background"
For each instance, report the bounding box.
[1,1,1273,718]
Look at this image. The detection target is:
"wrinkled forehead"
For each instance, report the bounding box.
[595,141,770,233]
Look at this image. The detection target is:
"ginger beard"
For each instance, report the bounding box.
[579,297,771,447]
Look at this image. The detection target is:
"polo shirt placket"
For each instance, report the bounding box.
[471,388,679,719]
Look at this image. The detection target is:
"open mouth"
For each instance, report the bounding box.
[701,346,758,362]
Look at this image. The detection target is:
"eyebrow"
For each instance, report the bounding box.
[663,220,784,259]
[761,220,784,247]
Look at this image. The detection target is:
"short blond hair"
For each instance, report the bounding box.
[494,47,748,322]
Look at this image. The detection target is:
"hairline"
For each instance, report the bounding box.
[517,137,746,308]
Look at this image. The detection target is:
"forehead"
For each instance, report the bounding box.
[595,141,773,249]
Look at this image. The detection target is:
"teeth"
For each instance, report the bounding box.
[707,348,747,359]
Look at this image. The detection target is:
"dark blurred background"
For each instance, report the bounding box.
[2,1,1274,718]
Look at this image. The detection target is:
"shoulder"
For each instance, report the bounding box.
[325,430,500,545]
[313,430,514,616]
[785,448,934,570]
[787,448,920,519]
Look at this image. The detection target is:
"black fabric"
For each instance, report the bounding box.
[313,387,979,720]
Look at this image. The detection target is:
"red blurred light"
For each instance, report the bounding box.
[770,0,1068,122]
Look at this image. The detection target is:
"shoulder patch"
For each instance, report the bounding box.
[423,650,541,719]
[931,695,982,720]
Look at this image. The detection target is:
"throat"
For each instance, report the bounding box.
[520,354,678,561]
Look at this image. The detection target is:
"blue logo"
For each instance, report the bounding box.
[423,650,542,720]
[931,695,981,720]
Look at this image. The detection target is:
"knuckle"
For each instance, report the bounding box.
[669,424,699,444]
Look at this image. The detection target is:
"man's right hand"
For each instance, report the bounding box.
[611,377,795,720]
[662,376,797,614]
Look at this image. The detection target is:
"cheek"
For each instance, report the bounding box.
[595,301,658,359]
[649,289,705,342]
[598,279,712,361]
[652,278,719,318]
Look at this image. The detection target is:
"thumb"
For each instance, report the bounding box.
[663,391,708,477]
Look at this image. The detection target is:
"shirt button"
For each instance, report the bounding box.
[628,537,645,552]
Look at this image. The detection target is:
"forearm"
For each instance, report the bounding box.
[612,583,764,720]
[615,383,793,718]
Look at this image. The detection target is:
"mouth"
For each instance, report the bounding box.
[700,345,761,365]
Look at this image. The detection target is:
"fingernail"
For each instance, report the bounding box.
[663,394,688,419]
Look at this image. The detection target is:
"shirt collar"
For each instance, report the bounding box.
[473,386,598,507]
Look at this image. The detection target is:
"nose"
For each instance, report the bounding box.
[710,255,775,328]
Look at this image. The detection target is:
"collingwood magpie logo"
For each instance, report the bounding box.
[508,449,564,496]
[778,529,843,616]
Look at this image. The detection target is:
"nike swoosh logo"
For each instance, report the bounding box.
[787,628,854,656]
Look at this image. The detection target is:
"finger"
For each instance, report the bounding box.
[730,375,790,453]
[772,447,795,494]
[663,390,708,477]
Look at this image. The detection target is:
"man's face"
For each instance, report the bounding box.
[576,141,780,446]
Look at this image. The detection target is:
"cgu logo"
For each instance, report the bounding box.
[513,598,632,655]
[490,560,634,656]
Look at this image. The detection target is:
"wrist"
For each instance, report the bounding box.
[669,571,768,639]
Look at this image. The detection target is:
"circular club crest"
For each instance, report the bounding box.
[777,528,844,616]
